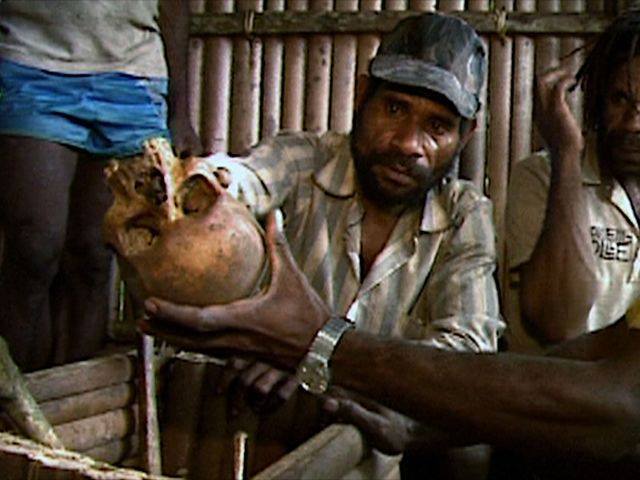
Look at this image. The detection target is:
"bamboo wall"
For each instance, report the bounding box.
[186,0,632,344]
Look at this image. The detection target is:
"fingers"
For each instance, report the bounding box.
[323,395,384,433]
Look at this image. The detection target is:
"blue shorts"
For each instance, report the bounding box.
[0,58,171,157]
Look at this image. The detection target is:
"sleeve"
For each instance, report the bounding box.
[421,192,505,353]
[201,132,322,217]
[505,153,552,272]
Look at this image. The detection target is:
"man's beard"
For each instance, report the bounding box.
[351,141,454,208]
[600,130,640,178]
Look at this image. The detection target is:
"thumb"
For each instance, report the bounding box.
[263,210,301,283]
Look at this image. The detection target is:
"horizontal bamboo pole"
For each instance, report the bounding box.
[83,435,139,465]
[25,353,135,403]
[37,383,135,427]
[190,11,612,36]
[55,407,137,453]
[253,424,366,480]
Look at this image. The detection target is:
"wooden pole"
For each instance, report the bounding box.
[330,0,358,133]
[409,0,436,10]
[200,0,233,153]
[230,0,263,154]
[138,334,161,475]
[187,0,205,143]
[305,0,333,133]
[486,0,514,272]
[261,0,285,139]
[533,0,561,151]
[39,383,134,426]
[160,359,206,477]
[460,0,490,189]
[54,407,136,453]
[24,353,134,403]
[438,0,465,12]
[384,0,408,10]
[356,1,381,78]
[281,0,308,131]
[253,425,365,480]
[510,0,536,165]
[561,0,586,128]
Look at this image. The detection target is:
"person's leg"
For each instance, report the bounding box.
[58,154,114,363]
[0,135,78,371]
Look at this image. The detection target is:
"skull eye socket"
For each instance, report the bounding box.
[181,176,216,215]
[134,169,168,206]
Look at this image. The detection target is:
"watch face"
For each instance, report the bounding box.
[298,360,329,394]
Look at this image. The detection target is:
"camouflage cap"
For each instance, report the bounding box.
[370,12,486,119]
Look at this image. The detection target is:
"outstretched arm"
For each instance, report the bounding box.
[142,212,640,461]
[513,67,598,343]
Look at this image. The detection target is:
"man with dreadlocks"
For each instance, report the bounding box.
[506,10,640,351]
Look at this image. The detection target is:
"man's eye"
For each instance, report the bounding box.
[428,119,447,135]
[388,101,403,115]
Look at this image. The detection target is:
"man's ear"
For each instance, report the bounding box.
[459,118,478,149]
[354,74,372,113]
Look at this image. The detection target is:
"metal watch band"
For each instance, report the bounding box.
[296,316,355,394]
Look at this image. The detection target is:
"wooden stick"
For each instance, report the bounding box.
[187,0,205,139]
[54,407,136,453]
[138,333,161,475]
[0,337,62,449]
[83,435,139,465]
[533,0,560,151]
[200,0,233,153]
[233,430,248,480]
[486,0,514,273]
[330,0,358,133]
[281,0,308,131]
[460,0,490,189]
[409,0,435,10]
[510,0,536,165]
[305,0,333,133]
[438,0,465,12]
[160,359,206,477]
[24,353,134,403]
[261,0,285,139]
[253,425,365,480]
[189,11,615,36]
[38,383,135,426]
[230,0,263,154]
[356,1,381,77]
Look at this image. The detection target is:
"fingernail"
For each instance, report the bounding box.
[144,300,158,315]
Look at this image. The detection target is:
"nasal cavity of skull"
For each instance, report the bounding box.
[125,214,160,252]
[181,176,216,215]
[134,169,168,207]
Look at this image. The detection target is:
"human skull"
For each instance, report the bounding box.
[103,138,266,306]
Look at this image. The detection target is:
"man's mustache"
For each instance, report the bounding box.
[606,132,640,152]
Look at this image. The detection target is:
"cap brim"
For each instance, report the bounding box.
[370,54,478,119]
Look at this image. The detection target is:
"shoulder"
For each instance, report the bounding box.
[441,178,493,221]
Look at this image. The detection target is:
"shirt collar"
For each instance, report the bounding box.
[312,134,451,233]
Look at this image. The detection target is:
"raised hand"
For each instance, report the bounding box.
[535,66,584,157]
[141,210,331,370]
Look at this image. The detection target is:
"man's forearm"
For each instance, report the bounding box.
[520,147,598,343]
[331,330,640,460]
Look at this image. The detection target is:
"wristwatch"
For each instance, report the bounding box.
[296,316,355,394]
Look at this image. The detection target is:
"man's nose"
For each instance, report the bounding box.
[622,102,640,132]
[390,122,427,158]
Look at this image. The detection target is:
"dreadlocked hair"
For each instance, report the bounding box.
[576,10,640,131]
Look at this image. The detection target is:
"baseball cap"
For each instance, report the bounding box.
[370,13,486,119]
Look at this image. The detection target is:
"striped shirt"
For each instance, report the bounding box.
[207,131,504,352]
